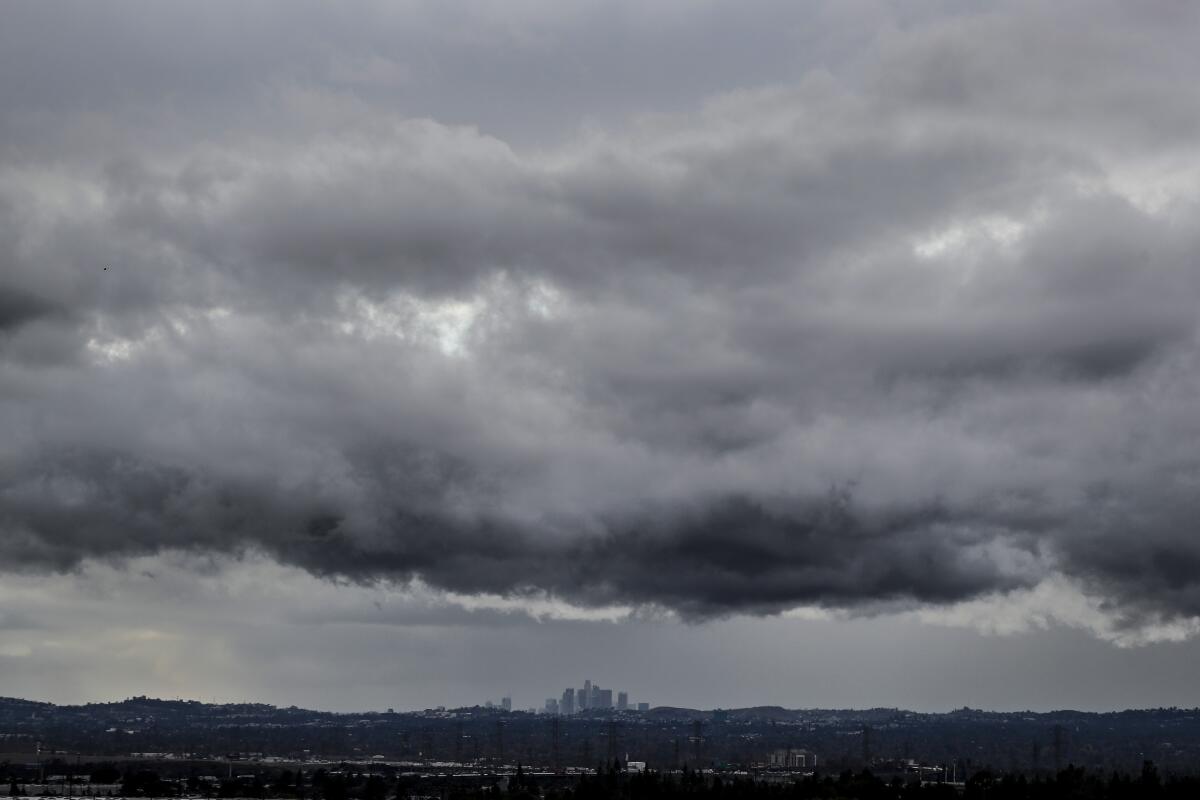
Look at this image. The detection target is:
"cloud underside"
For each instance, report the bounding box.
[3,1,1200,637]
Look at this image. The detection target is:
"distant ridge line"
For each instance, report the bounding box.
[2,695,1198,718]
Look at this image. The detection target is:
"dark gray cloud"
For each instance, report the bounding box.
[0,288,57,334]
[2,0,1200,640]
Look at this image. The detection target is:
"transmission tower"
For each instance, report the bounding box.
[551,716,560,772]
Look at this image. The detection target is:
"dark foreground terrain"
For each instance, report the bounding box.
[5,763,1200,800]
[6,697,1200,797]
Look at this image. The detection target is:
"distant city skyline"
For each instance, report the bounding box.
[481,678,649,716]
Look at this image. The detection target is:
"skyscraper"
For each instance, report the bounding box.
[561,688,576,716]
[597,688,613,709]
[501,696,512,712]
[545,698,559,714]
[617,692,628,711]
[580,681,592,711]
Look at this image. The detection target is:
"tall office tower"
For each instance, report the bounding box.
[598,688,613,709]
[580,683,591,710]
[637,702,650,712]
[501,696,512,712]
[617,692,628,711]
[590,683,602,709]
[561,688,576,716]
[545,698,559,714]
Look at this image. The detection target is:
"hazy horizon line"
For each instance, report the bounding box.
[6,693,1198,717]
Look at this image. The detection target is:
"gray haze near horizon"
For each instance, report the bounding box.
[3,0,1200,710]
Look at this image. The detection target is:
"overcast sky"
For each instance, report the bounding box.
[3,0,1200,712]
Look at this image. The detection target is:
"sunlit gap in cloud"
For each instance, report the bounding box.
[85,308,235,365]
[911,212,1036,261]
[333,273,565,357]
[80,276,567,366]
[1076,149,1200,216]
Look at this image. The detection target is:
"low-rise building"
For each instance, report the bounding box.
[767,748,817,769]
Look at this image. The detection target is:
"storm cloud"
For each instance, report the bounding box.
[3,0,1200,637]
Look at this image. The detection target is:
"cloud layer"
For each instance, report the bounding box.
[3,1,1200,637]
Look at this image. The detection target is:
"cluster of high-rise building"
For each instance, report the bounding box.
[543,680,650,715]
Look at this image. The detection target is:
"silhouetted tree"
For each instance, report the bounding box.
[363,775,388,800]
